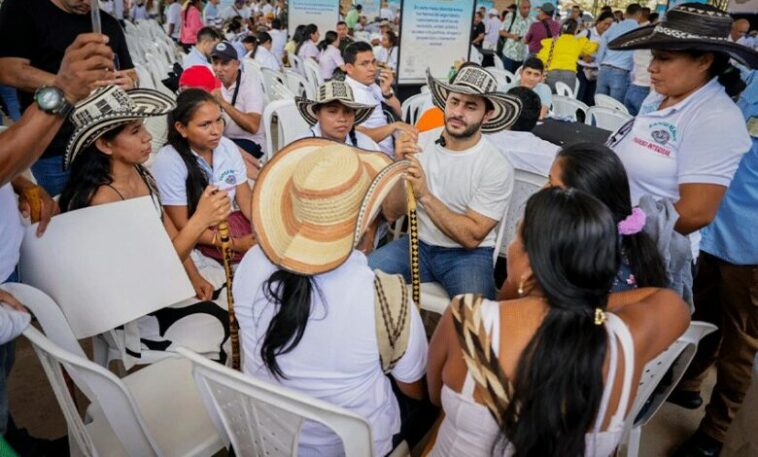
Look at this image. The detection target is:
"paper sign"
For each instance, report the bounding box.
[19,197,195,339]
[288,0,340,42]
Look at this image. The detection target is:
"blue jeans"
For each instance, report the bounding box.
[31,155,69,197]
[368,236,496,300]
[0,270,18,435]
[596,67,630,103]
[623,84,650,116]
[501,55,522,74]
[0,85,21,122]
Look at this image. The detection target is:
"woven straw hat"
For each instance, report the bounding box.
[609,3,758,68]
[295,80,375,127]
[252,138,409,275]
[65,86,175,167]
[426,65,522,133]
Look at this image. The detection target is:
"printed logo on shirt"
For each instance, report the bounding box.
[218,169,238,187]
[649,121,677,146]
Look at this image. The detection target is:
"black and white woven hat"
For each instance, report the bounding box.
[64,86,175,167]
[295,80,375,127]
[608,3,758,68]
[426,65,522,133]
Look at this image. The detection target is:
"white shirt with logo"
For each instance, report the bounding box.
[151,137,247,205]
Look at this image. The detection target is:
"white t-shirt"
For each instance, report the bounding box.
[219,69,266,147]
[252,46,281,71]
[165,2,182,39]
[417,128,514,248]
[150,137,247,205]
[486,130,559,176]
[0,185,24,283]
[484,17,503,47]
[318,45,344,80]
[221,5,251,19]
[375,46,398,71]
[298,124,381,151]
[609,77,751,255]
[631,49,652,87]
[297,40,320,61]
[380,7,394,20]
[234,246,428,457]
[269,28,287,63]
[345,76,393,156]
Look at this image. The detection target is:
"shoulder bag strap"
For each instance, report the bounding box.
[230,69,242,106]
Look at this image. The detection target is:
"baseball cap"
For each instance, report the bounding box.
[178,65,222,92]
[540,2,555,15]
[210,41,238,62]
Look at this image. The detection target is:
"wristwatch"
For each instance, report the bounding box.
[34,86,74,118]
[382,88,395,99]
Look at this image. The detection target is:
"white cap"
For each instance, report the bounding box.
[488,8,499,15]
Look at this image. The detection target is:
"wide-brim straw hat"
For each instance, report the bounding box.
[295,80,375,127]
[65,86,175,167]
[427,66,522,133]
[608,3,758,68]
[252,138,409,275]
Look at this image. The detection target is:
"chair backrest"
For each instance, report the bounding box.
[401,93,432,126]
[594,93,630,114]
[243,61,269,104]
[498,169,547,257]
[470,46,483,64]
[302,57,324,88]
[287,52,303,75]
[284,70,315,98]
[268,80,296,102]
[587,106,633,132]
[551,95,589,122]
[555,81,575,98]
[24,326,162,457]
[260,67,286,90]
[262,99,311,160]
[177,347,375,457]
[630,321,717,428]
[493,55,505,70]
[133,63,156,90]
[485,67,516,91]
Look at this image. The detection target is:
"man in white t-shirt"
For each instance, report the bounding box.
[343,41,411,157]
[369,64,521,299]
[210,41,266,158]
[484,8,503,50]
[164,0,182,41]
[488,86,559,176]
[268,18,287,64]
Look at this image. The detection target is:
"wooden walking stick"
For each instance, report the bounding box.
[218,220,241,370]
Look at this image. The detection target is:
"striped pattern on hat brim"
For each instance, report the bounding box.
[295,96,375,127]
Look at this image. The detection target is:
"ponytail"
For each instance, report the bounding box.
[260,270,321,379]
[685,50,746,98]
[348,127,358,146]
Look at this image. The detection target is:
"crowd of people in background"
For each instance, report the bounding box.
[0,1,757,456]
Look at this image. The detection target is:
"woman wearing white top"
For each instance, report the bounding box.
[295,80,380,151]
[317,31,345,80]
[375,30,398,71]
[606,4,756,255]
[235,138,429,456]
[296,23,320,62]
[428,187,690,457]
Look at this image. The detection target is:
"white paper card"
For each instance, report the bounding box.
[19,197,194,339]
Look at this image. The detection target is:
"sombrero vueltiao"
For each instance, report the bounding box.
[427,64,523,133]
[65,85,175,167]
[295,80,375,127]
[252,138,408,275]
[608,3,758,68]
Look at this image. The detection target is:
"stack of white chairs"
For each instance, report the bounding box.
[302,58,324,93]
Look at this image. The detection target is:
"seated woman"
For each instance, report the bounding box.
[317,31,345,81]
[375,30,398,71]
[234,138,432,456]
[428,187,690,457]
[296,23,320,62]
[295,80,381,151]
[59,86,233,361]
[151,89,254,262]
[500,143,667,299]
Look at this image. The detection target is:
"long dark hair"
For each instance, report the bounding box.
[317,30,338,52]
[555,143,666,288]
[296,24,318,54]
[59,125,129,212]
[502,187,619,457]
[166,89,219,216]
[683,49,745,98]
[260,270,321,379]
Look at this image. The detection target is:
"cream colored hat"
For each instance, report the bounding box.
[252,138,409,275]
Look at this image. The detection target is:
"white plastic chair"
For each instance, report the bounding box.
[177,347,410,457]
[469,46,483,64]
[133,63,156,90]
[555,81,575,98]
[302,57,324,90]
[260,67,286,90]
[498,169,548,259]
[1,283,223,457]
[287,52,304,75]
[551,95,590,122]
[485,67,516,91]
[284,70,315,98]
[493,55,505,70]
[262,99,311,160]
[586,106,634,132]
[620,321,718,457]
[401,93,432,126]
[594,93,631,114]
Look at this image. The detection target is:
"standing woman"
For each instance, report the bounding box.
[607,3,756,257]
[151,89,255,261]
[537,18,598,93]
[296,23,320,62]
[317,31,345,81]
[375,30,399,71]
[180,0,204,52]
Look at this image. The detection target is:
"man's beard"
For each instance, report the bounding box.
[444,116,483,139]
